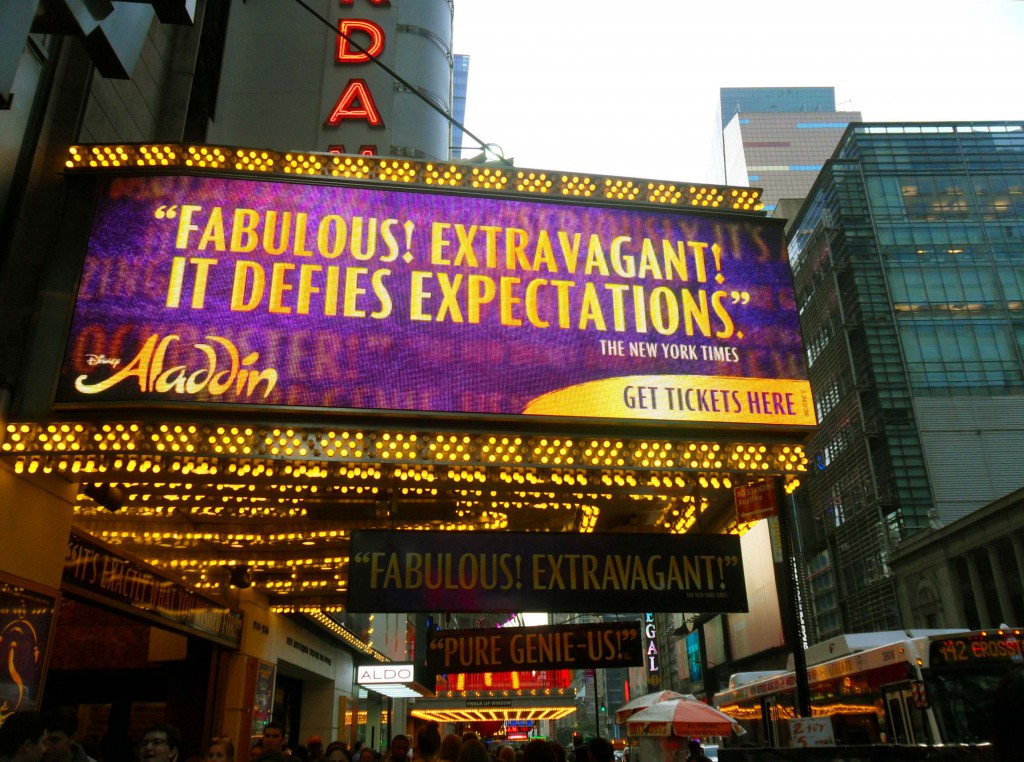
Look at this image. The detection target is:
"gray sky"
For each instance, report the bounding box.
[452,0,1024,183]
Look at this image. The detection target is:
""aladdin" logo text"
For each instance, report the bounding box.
[74,334,277,398]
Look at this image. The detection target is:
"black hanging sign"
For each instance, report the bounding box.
[347,530,747,613]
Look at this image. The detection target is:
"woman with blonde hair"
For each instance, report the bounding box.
[206,738,235,762]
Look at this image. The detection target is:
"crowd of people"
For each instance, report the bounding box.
[245,722,620,762]
[0,711,628,762]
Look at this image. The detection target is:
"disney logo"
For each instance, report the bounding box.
[86,354,121,368]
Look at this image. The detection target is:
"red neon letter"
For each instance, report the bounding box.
[327,145,377,156]
[336,19,385,63]
[325,79,384,127]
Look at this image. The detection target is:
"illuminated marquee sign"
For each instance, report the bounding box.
[426,621,643,674]
[63,531,242,647]
[644,613,660,689]
[326,0,390,154]
[347,531,747,613]
[57,173,812,430]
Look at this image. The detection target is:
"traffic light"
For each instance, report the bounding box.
[600,703,606,713]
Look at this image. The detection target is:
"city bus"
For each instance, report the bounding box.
[713,629,1023,746]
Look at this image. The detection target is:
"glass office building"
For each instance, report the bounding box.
[710,87,860,214]
[788,122,1024,639]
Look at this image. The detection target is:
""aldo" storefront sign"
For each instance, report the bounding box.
[358,663,415,685]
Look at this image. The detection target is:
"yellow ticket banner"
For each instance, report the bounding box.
[523,375,815,426]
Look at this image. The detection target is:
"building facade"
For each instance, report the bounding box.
[890,486,1024,629]
[787,122,1024,641]
[711,87,860,214]
[0,0,457,749]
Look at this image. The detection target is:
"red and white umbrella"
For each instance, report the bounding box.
[625,697,742,737]
[614,690,689,724]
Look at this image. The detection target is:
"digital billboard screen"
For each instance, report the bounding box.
[57,174,812,427]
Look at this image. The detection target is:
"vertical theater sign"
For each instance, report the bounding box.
[327,0,390,155]
[644,613,661,689]
[207,0,452,158]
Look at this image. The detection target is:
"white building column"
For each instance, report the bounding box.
[934,563,967,627]
[1011,534,1024,599]
[966,551,992,627]
[987,544,1016,625]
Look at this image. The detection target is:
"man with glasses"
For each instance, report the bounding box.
[137,725,180,762]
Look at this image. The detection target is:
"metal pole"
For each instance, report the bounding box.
[594,670,601,737]
[774,477,811,717]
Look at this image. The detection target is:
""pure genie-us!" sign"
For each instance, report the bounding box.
[426,621,644,674]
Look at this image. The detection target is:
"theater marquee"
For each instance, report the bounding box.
[56,171,812,428]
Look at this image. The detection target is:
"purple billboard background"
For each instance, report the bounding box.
[56,174,808,421]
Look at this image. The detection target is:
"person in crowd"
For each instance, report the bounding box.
[255,752,287,762]
[496,747,515,762]
[249,743,263,762]
[453,741,487,762]
[519,741,554,762]
[548,743,565,762]
[993,666,1024,762]
[306,739,323,762]
[386,735,410,762]
[42,708,95,762]
[291,747,308,762]
[323,743,349,762]
[204,738,234,762]
[437,736,460,762]
[356,749,375,762]
[685,741,709,762]
[0,712,48,762]
[413,724,439,762]
[584,740,610,762]
[261,725,287,758]
[137,724,181,762]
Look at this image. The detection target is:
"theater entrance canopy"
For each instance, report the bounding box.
[1,145,811,635]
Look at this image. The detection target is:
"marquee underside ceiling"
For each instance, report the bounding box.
[2,419,806,617]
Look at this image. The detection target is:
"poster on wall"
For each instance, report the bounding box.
[56,174,813,429]
[0,574,58,725]
[250,661,276,738]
